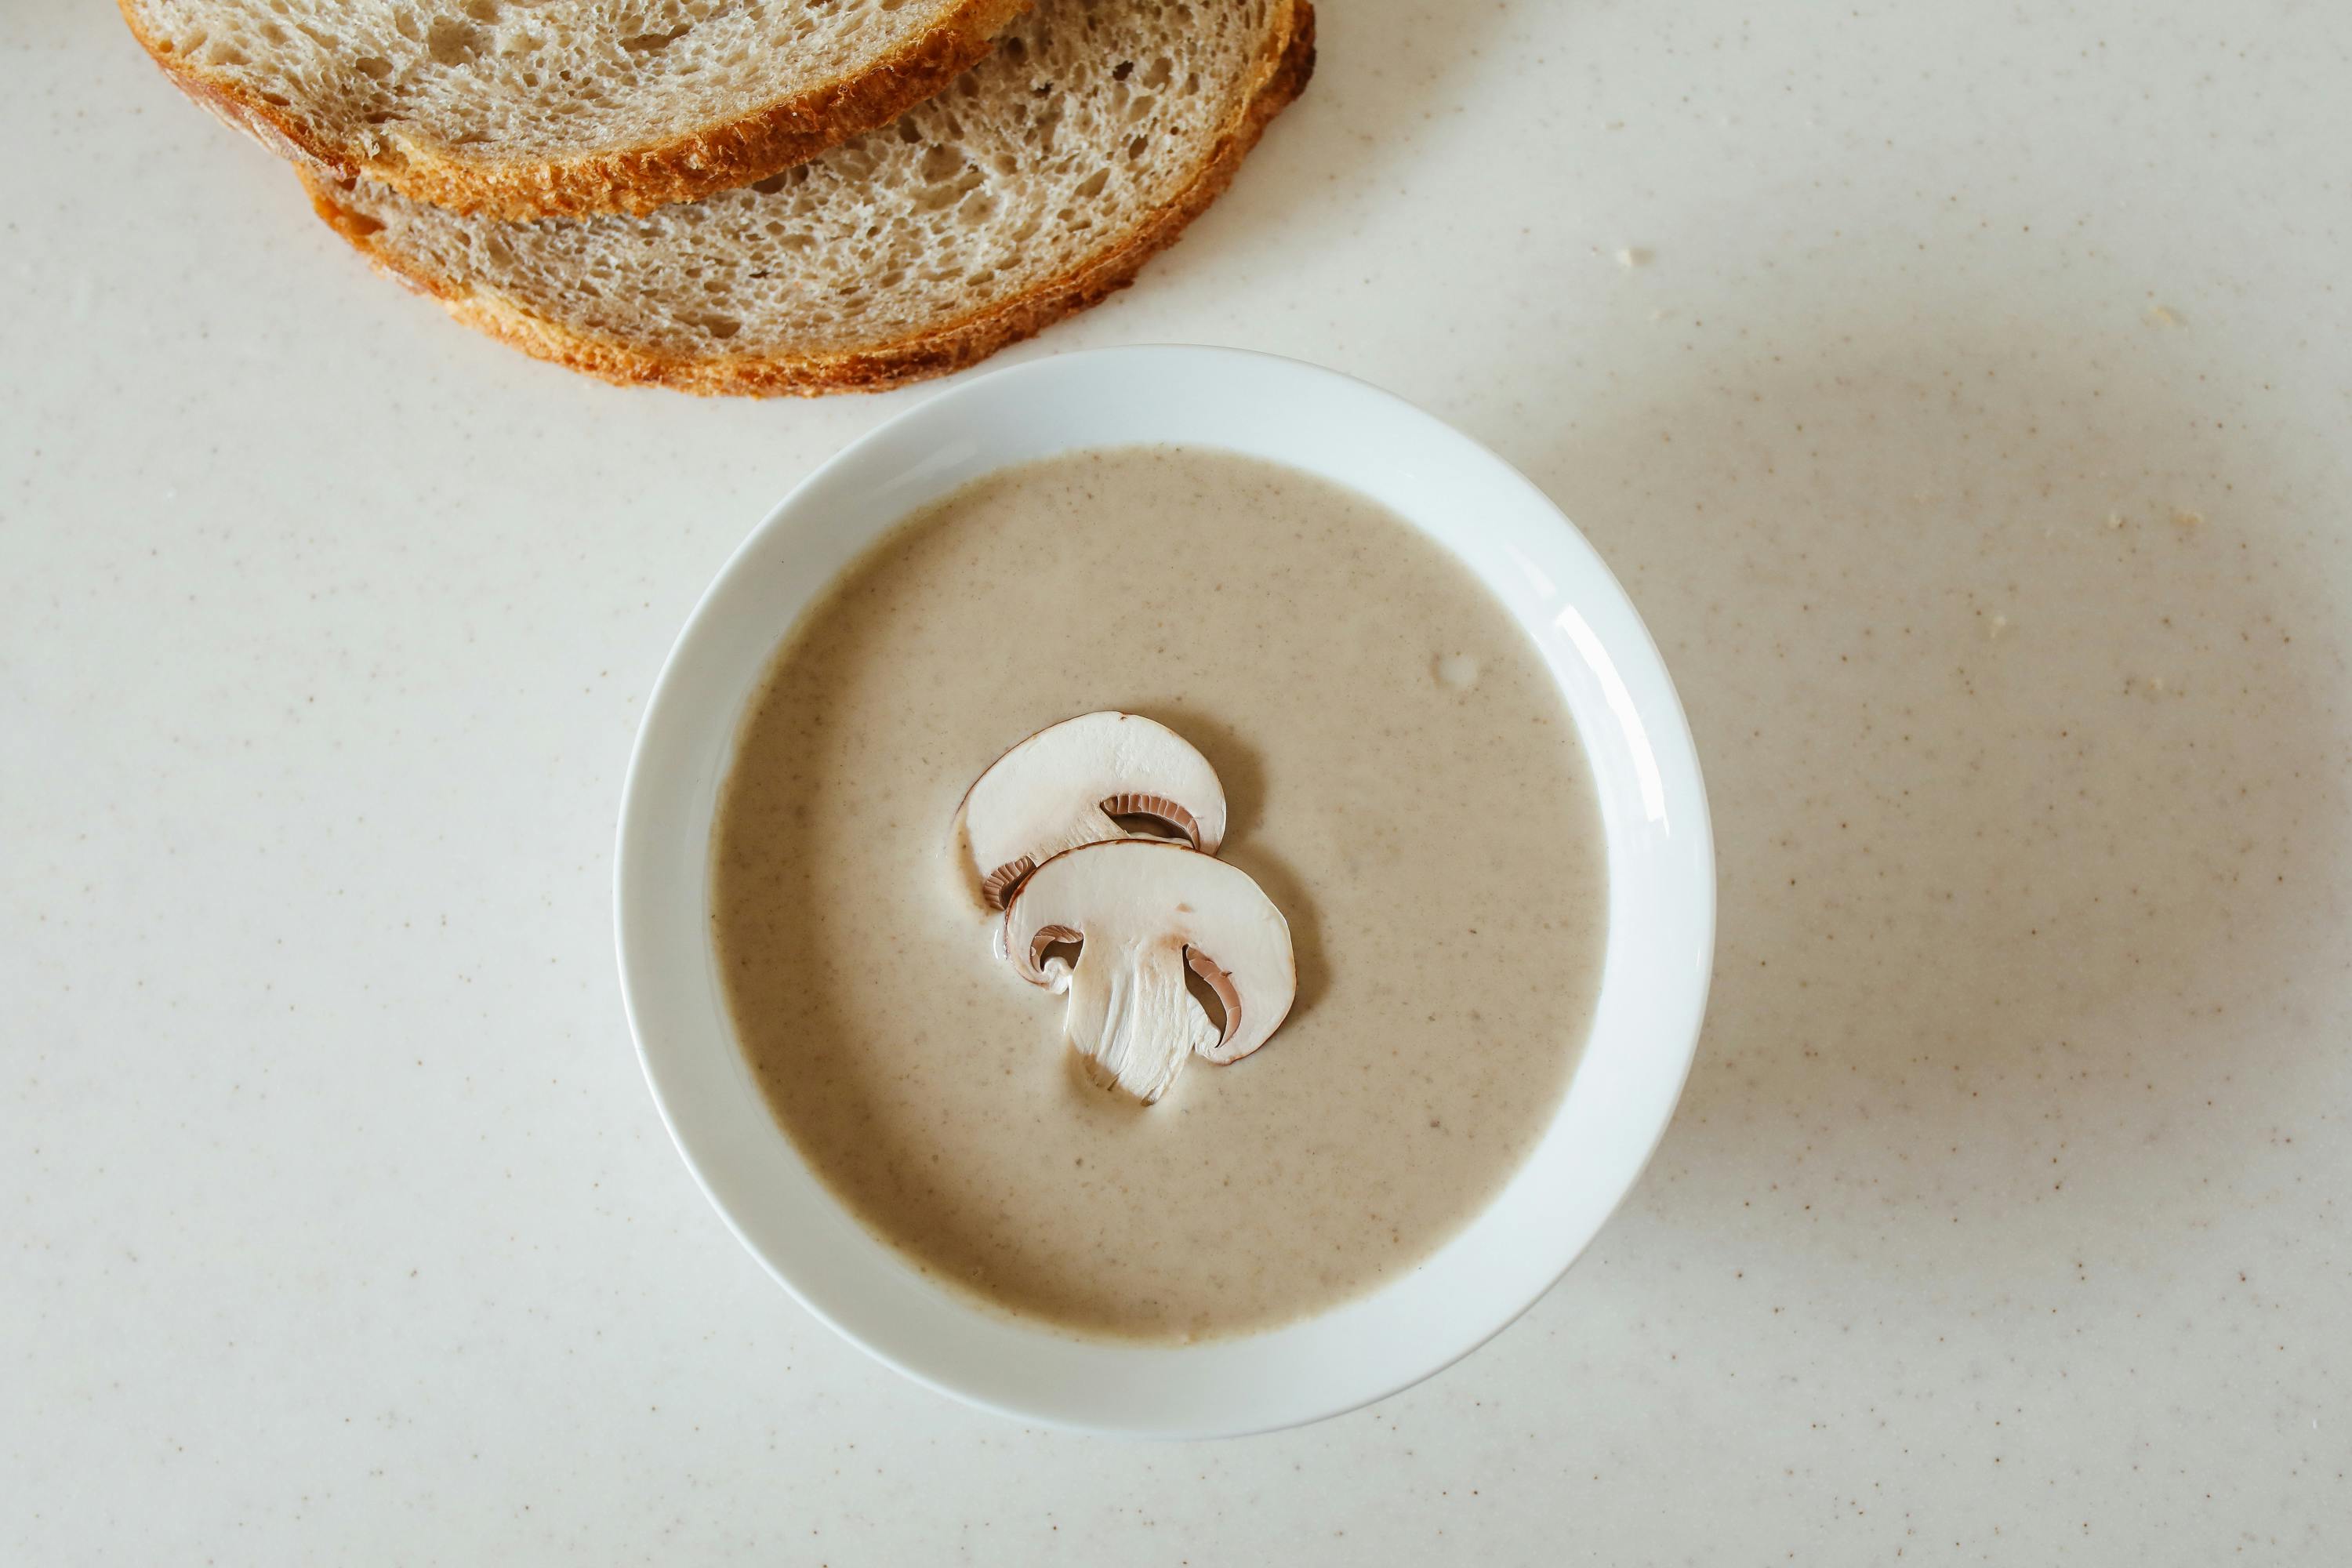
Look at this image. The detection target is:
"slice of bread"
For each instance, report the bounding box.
[303,0,1315,396]
[121,0,1031,219]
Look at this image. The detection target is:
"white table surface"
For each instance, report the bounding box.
[8,0,2350,1559]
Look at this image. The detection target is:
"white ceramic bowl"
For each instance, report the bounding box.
[615,347,1714,1437]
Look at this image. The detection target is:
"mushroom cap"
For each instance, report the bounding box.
[1003,838,1296,1072]
[952,712,1227,909]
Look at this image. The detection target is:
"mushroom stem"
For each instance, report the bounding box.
[1064,937,1220,1104]
[1004,839,1296,1105]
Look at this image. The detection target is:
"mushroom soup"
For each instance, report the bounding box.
[711,446,1606,1340]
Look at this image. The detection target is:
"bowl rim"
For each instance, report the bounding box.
[615,345,1715,1437]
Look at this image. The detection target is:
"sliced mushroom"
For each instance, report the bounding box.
[1003,839,1295,1104]
[952,711,1227,910]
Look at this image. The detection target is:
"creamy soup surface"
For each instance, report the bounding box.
[710,446,1606,1340]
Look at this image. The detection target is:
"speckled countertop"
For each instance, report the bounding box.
[6,0,2348,1559]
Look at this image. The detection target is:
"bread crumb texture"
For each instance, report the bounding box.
[123,0,1030,215]
[307,0,1312,393]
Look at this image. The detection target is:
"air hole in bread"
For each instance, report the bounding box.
[914,171,982,212]
[424,17,486,66]
[622,23,693,53]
